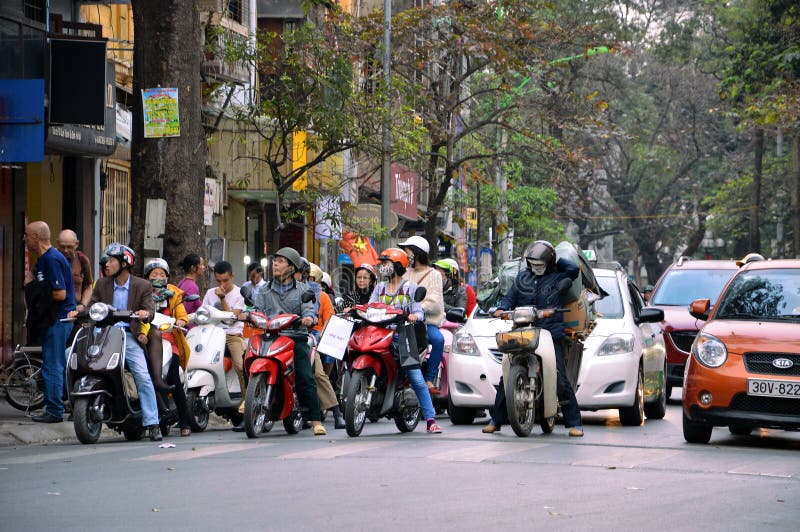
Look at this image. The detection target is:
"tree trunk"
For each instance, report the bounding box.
[130,0,206,274]
[749,127,763,253]
[791,133,799,258]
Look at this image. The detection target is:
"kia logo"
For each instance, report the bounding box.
[772,358,794,369]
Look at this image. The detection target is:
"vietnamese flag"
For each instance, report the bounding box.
[339,231,378,267]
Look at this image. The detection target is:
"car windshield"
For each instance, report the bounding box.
[714,269,800,321]
[651,269,734,306]
[594,276,623,319]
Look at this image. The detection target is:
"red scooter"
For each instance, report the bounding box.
[343,301,426,437]
[241,311,307,438]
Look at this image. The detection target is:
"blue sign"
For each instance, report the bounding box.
[0,79,45,162]
[337,252,353,265]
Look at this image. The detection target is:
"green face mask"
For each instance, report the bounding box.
[151,278,168,288]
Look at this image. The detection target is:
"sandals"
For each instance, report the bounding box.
[313,424,327,436]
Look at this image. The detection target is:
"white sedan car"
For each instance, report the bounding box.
[447,267,667,426]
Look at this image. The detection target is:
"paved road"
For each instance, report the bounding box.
[1,397,798,531]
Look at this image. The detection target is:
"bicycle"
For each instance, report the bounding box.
[0,345,45,413]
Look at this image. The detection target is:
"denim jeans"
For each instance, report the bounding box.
[42,321,70,418]
[405,366,436,420]
[490,341,582,429]
[122,330,159,426]
[424,324,445,384]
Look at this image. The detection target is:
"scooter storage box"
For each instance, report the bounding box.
[563,290,590,334]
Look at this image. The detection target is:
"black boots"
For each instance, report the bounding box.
[332,405,345,429]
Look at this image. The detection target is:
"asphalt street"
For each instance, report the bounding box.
[1,395,798,531]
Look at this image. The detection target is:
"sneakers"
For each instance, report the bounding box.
[147,425,163,441]
[568,427,584,437]
[426,420,442,433]
[482,424,501,434]
[313,424,327,436]
[31,413,63,423]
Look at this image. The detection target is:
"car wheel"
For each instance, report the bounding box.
[682,410,713,444]
[619,365,645,426]
[448,395,476,425]
[644,364,667,420]
[728,424,753,436]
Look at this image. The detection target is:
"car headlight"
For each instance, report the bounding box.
[453,333,479,356]
[89,302,110,322]
[195,308,211,324]
[692,332,727,368]
[596,334,635,356]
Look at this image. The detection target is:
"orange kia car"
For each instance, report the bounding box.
[683,259,800,444]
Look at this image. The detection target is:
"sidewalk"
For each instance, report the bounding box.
[0,395,232,446]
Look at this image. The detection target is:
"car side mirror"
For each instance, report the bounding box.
[183,294,200,302]
[445,307,466,323]
[414,287,427,302]
[689,299,710,321]
[240,285,254,307]
[636,307,664,324]
[302,290,316,304]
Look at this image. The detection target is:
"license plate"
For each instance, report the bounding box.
[747,378,800,398]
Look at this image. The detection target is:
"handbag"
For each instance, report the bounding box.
[317,315,355,360]
[397,322,421,368]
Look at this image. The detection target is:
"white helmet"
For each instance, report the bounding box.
[443,258,459,274]
[321,272,332,288]
[398,235,430,255]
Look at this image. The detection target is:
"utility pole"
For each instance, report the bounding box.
[380,0,392,250]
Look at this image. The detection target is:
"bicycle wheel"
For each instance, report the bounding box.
[5,358,45,412]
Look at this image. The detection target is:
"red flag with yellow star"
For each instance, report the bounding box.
[339,231,378,267]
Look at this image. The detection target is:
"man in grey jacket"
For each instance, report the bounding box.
[251,247,325,435]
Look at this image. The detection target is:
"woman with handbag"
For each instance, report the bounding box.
[370,248,442,433]
[398,236,446,395]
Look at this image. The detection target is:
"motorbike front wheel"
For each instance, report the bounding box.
[505,365,535,437]
[344,370,370,437]
[244,374,271,438]
[73,396,103,444]
[187,390,210,432]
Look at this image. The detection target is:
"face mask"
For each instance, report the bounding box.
[378,263,395,278]
[151,278,167,288]
[406,251,415,267]
[528,259,547,276]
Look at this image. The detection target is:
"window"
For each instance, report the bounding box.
[24,0,46,24]
[102,165,130,249]
[225,0,243,24]
[595,275,624,319]
[651,269,735,306]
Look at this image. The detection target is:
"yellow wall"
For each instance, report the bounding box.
[80,4,134,90]
[26,156,64,234]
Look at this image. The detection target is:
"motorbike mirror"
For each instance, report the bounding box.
[557,278,572,296]
[413,287,427,302]
[183,294,200,302]
[301,290,316,304]
[240,285,254,307]
[445,307,466,323]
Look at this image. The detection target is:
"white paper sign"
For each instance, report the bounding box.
[317,315,355,360]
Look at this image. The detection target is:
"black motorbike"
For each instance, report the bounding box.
[65,303,150,444]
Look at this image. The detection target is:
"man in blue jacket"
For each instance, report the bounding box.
[486,240,584,437]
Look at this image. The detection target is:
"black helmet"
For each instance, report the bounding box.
[524,240,556,269]
[104,242,135,269]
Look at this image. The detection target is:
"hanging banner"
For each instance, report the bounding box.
[142,88,180,138]
[204,178,218,226]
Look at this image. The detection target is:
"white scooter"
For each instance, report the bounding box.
[184,305,243,431]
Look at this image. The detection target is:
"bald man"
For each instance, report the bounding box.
[56,229,93,311]
[24,221,76,423]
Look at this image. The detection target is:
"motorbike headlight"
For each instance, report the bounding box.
[693,333,728,368]
[512,307,535,325]
[195,308,211,325]
[453,333,479,356]
[251,315,268,329]
[596,334,635,356]
[268,315,293,330]
[89,303,110,322]
[106,352,120,370]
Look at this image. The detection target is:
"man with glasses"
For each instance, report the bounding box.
[56,229,93,313]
